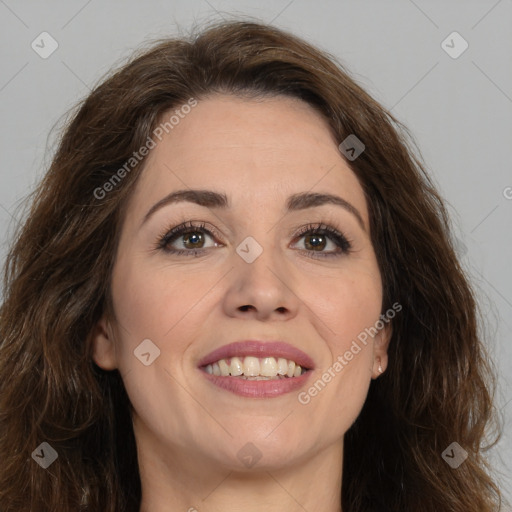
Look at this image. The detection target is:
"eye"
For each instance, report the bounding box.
[156,221,353,259]
[157,221,221,256]
[291,223,352,259]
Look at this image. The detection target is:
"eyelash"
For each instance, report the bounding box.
[156,221,353,259]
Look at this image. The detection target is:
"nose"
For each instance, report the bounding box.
[222,242,300,322]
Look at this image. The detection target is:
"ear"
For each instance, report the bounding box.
[372,321,392,379]
[91,315,118,370]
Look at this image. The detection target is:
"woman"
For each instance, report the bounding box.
[0,20,503,512]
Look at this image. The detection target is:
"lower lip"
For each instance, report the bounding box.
[199,369,312,398]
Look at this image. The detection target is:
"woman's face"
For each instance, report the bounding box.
[93,94,390,473]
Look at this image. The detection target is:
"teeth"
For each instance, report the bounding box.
[260,357,278,377]
[218,359,230,377]
[243,356,260,377]
[277,358,288,375]
[287,360,296,378]
[203,356,307,378]
[230,356,244,376]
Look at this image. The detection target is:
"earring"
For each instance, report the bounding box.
[377,359,383,374]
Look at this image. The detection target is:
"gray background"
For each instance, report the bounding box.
[0,0,511,503]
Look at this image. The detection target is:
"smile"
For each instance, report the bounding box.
[202,356,307,379]
[197,340,314,397]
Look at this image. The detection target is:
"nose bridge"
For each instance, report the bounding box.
[236,231,284,291]
[223,228,299,319]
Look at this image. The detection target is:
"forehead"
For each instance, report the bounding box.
[129,94,368,222]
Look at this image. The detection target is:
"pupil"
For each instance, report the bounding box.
[184,232,203,248]
[306,235,325,251]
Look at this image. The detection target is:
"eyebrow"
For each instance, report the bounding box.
[142,189,366,231]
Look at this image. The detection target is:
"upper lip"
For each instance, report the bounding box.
[197,340,315,370]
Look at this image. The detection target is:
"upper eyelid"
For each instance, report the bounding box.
[163,221,343,237]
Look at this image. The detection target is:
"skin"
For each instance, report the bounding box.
[92,94,391,512]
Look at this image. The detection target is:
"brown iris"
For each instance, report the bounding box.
[183,231,205,249]
[304,234,326,251]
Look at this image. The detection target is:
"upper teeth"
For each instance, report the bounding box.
[204,356,305,378]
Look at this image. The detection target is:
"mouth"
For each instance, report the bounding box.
[197,340,314,398]
[202,356,308,379]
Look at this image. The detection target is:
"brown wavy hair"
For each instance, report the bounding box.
[0,19,503,511]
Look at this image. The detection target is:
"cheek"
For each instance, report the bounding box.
[108,261,215,440]
[301,262,383,353]
[111,257,214,344]
[295,264,381,418]
[333,280,382,349]
[297,282,378,443]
